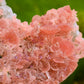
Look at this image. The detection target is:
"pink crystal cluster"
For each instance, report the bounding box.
[0,1,84,84]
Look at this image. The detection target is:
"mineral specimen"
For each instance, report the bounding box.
[0,0,84,84]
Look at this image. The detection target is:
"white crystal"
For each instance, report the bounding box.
[0,0,16,19]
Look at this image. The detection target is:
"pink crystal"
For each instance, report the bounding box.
[0,1,84,84]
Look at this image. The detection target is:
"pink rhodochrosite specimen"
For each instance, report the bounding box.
[0,0,84,84]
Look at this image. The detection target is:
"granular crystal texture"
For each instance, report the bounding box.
[0,0,84,84]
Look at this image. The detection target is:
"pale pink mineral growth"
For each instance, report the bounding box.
[0,0,84,84]
[0,0,2,1]
[0,9,3,16]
